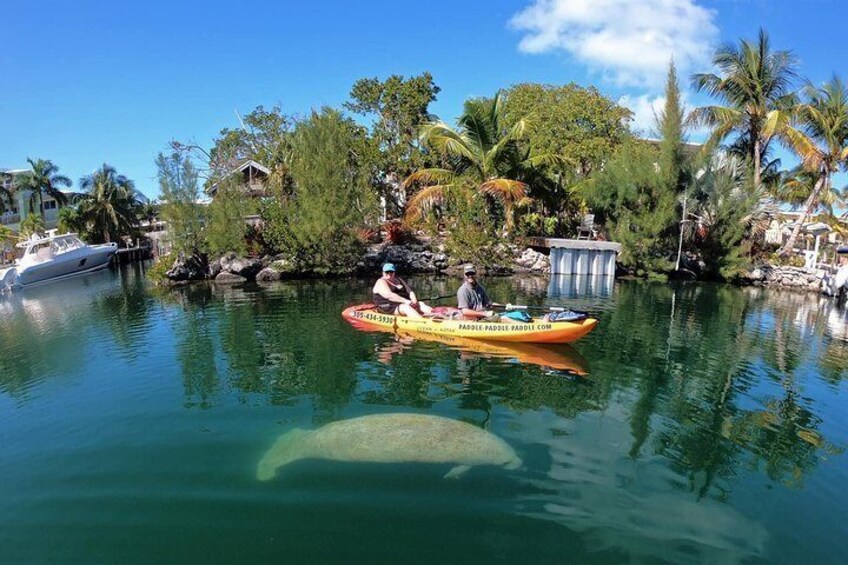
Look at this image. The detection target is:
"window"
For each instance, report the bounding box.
[44,201,57,210]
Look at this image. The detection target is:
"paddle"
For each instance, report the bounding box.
[421,293,455,302]
[491,302,598,318]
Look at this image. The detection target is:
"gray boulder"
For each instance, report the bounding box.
[215,272,246,284]
[218,252,238,272]
[228,257,264,279]
[256,267,283,282]
[166,253,208,281]
[514,247,550,273]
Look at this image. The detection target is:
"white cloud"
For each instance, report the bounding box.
[618,93,664,136]
[510,0,718,88]
[619,91,712,140]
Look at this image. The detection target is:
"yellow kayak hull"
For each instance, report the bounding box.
[342,304,597,344]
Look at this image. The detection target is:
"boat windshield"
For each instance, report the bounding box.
[52,235,84,252]
[23,235,85,263]
[25,242,55,263]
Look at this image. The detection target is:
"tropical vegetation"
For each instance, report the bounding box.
[773,77,848,254]
[77,164,145,243]
[0,28,823,281]
[261,107,378,273]
[404,92,537,233]
[14,158,71,217]
[689,29,798,191]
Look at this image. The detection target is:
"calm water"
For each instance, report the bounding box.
[2,265,847,564]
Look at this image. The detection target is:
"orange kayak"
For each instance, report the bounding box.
[341,304,598,344]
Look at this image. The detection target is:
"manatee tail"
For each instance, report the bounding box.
[256,428,309,481]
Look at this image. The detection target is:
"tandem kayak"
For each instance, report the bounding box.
[342,304,598,344]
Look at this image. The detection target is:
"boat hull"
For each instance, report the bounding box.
[16,244,117,287]
[342,304,598,344]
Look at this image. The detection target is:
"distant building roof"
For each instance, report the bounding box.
[234,160,270,176]
[207,160,270,195]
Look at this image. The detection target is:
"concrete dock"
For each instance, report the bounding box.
[528,238,621,276]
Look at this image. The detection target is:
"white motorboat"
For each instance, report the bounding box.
[0,231,117,291]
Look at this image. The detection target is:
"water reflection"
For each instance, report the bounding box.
[0,264,152,399]
[2,270,847,563]
[547,273,614,298]
[511,410,769,564]
[359,327,589,375]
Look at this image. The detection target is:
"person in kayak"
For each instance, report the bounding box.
[457,264,497,320]
[372,263,433,318]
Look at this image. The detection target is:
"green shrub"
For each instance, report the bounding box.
[145,255,173,285]
[205,180,253,256]
[517,212,560,237]
[262,107,377,274]
[156,152,206,256]
[19,214,45,237]
[57,207,85,235]
[441,186,508,267]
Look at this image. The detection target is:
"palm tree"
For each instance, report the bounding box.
[776,166,844,218]
[15,158,72,217]
[0,223,17,243]
[689,29,799,190]
[403,92,545,231]
[773,77,848,255]
[0,171,14,213]
[78,164,143,243]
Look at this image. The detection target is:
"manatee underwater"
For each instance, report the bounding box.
[257,413,522,481]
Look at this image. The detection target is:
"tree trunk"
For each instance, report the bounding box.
[104,229,110,243]
[778,173,827,256]
[753,138,761,190]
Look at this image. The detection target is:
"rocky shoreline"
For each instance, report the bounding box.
[159,242,838,297]
[162,243,552,285]
[736,265,831,293]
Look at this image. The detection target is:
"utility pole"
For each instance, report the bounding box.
[675,194,688,271]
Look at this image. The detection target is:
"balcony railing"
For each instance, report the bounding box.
[1,213,20,225]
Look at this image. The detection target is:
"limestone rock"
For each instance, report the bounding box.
[208,260,222,279]
[228,257,264,279]
[256,267,283,282]
[166,253,208,281]
[514,247,550,273]
[215,272,246,284]
[218,252,238,272]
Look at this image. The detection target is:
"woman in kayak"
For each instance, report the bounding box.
[372,263,433,318]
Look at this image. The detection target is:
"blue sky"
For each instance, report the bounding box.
[2,0,846,198]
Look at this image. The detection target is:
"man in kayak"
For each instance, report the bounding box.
[457,264,497,320]
[372,263,433,318]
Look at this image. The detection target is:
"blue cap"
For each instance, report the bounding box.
[382,263,396,272]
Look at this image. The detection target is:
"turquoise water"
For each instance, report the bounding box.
[1,265,847,564]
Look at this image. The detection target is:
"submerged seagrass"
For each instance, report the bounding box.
[257,413,522,480]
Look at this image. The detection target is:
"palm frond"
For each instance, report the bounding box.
[479,179,528,203]
[525,152,573,169]
[420,122,476,162]
[404,185,449,220]
[403,168,456,189]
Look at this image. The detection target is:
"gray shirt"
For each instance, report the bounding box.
[457,282,491,311]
